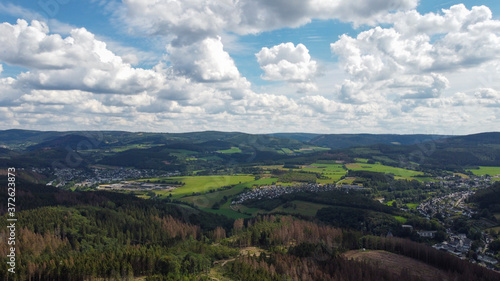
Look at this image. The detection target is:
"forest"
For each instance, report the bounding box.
[1,179,499,280]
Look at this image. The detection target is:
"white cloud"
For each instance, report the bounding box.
[167,37,240,82]
[256,43,318,92]
[1,2,500,135]
[0,19,165,95]
[330,4,500,104]
[119,0,418,42]
[19,90,94,105]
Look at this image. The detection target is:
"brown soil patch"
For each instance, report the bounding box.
[344,250,448,280]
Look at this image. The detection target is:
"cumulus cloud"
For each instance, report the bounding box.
[1,2,499,134]
[0,20,165,95]
[256,43,318,92]
[167,37,241,82]
[330,4,500,104]
[119,0,418,42]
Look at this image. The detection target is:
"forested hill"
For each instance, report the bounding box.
[308,134,449,150]
[335,132,500,170]
[1,178,499,280]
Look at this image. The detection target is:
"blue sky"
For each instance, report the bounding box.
[0,1,499,134]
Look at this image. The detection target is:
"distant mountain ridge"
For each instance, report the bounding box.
[307,133,450,150]
[0,129,452,151]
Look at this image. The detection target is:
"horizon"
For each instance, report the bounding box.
[1,1,500,135]
[2,127,499,137]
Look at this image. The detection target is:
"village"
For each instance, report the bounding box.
[416,175,499,270]
[42,167,179,188]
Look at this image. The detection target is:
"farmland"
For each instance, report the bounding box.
[139,175,255,198]
[345,162,424,179]
[467,166,500,177]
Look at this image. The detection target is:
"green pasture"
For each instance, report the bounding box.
[294,146,330,153]
[393,216,408,223]
[181,177,279,207]
[346,162,423,178]
[406,203,418,209]
[337,177,357,185]
[467,166,500,176]
[302,163,346,173]
[140,175,255,198]
[217,147,242,154]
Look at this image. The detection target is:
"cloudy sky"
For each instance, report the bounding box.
[0,0,499,134]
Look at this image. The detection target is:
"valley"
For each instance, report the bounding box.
[1,129,500,280]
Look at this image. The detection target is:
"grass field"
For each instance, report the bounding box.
[302,163,347,183]
[337,177,356,185]
[385,200,395,206]
[108,144,162,152]
[140,175,255,198]
[217,147,242,154]
[467,166,500,176]
[181,177,278,206]
[179,177,279,218]
[393,216,408,223]
[406,203,418,209]
[346,162,424,179]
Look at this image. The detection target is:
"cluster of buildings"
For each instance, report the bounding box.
[97,181,176,191]
[433,233,473,257]
[413,175,500,270]
[47,167,179,188]
[417,190,476,219]
[232,183,337,205]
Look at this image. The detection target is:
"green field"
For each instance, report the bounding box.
[304,163,347,183]
[140,175,255,198]
[337,177,357,185]
[467,166,500,176]
[179,177,279,218]
[181,177,278,207]
[346,162,423,179]
[217,147,242,154]
[405,203,418,210]
[393,216,408,223]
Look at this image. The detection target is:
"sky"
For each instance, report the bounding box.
[0,0,499,135]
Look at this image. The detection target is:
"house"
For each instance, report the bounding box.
[402,225,414,232]
[417,230,437,238]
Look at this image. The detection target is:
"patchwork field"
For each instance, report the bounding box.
[140,175,255,198]
[181,177,278,206]
[346,162,424,179]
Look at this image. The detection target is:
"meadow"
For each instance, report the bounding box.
[345,162,424,179]
[180,177,278,207]
[467,166,500,176]
[216,147,242,154]
[139,175,255,198]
